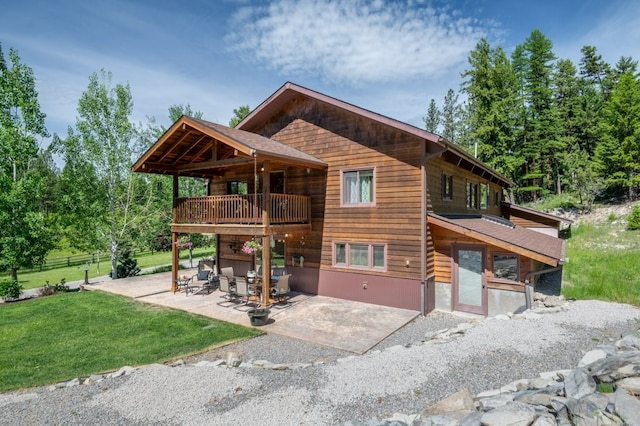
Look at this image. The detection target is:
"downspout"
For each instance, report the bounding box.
[420,138,448,316]
[523,266,563,309]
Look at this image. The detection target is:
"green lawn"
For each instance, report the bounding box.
[562,222,640,305]
[4,247,214,290]
[0,291,261,392]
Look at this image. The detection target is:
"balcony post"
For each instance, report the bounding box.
[171,175,179,292]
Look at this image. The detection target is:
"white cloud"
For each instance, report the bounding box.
[227,0,493,84]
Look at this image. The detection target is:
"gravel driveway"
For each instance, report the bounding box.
[1,300,639,425]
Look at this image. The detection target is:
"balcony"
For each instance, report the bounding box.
[174,194,311,229]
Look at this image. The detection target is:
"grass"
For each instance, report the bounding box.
[562,221,640,306]
[0,291,261,392]
[3,247,214,290]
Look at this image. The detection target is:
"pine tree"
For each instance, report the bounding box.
[423,98,440,133]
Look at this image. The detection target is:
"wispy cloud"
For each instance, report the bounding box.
[227,0,494,84]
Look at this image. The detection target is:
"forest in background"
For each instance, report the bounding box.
[1,28,639,281]
[425,30,639,208]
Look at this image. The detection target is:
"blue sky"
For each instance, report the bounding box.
[1,0,639,146]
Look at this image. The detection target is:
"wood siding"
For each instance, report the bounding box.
[427,156,503,216]
[255,96,425,281]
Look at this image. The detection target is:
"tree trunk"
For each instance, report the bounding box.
[10,268,18,282]
[110,190,118,279]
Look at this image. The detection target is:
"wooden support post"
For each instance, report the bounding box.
[261,235,271,307]
[171,232,178,293]
[171,175,179,292]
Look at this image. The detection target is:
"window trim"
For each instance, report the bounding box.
[442,174,453,200]
[340,167,376,207]
[490,252,520,284]
[332,241,387,271]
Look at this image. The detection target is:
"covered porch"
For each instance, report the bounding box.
[132,115,327,307]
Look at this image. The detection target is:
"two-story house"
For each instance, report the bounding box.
[132,82,568,317]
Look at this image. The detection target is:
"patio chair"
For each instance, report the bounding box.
[233,277,258,309]
[217,274,239,306]
[191,269,217,294]
[272,274,291,306]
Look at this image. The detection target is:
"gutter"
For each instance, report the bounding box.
[420,139,448,316]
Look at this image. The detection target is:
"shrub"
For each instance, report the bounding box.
[112,250,141,278]
[608,213,617,221]
[627,205,640,230]
[0,280,23,300]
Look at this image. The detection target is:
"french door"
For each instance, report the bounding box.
[452,245,487,315]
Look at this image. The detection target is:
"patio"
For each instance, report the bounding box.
[89,270,418,354]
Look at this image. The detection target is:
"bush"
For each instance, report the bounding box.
[112,250,141,278]
[0,280,23,300]
[627,205,640,230]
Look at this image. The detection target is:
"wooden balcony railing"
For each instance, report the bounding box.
[174,194,311,225]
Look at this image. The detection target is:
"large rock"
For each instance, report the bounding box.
[613,388,640,425]
[479,401,538,426]
[563,368,596,400]
[616,333,640,351]
[587,351,640,381]
[422,389,475,417]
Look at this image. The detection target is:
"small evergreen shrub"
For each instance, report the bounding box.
[608,213,617,221]
[112,250,141,278]
[0,279,23,300]
[627,205,640,230]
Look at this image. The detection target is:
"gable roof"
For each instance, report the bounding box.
[428,213,565,267]
[132,115,326,178]
[237,82,513,187]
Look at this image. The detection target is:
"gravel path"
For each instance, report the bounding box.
[2,300,639,425]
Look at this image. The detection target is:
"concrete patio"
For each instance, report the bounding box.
[88,270,419,354]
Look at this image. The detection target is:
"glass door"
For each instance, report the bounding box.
[453,246,487,315]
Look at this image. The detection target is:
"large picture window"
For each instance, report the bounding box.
[333,242,386,270]
[491,253,519,282]
[342,168,375,206]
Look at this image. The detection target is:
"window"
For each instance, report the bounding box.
[466,182,478,209]
[333,242,386,270]
[494,190,501,206]
[480,183,488,209]
[227,180,248,195]
[442,174,453,200]
[492,253,519,282]
[342,168,374,206]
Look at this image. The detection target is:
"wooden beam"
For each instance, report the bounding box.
[171,134,208,165]
[158,130,193,163]
[176,156,254,172]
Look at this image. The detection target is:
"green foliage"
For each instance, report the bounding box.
[627,205,640,230]
[0,291,260,392]
[112,249,141,278]
[229,104,251,128]
[563,222,640,305]
[423,98,440,133]
[0,44,55,282]
[0,279,22,300]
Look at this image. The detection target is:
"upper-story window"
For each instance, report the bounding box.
[466,181,478,209]
[494,190,502,206]
[442,174,453,200]
[480,183,489,209]
[342,168,375,206]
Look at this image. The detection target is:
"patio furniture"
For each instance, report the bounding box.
[175,275,193,296]
[191,268,217,294]
[272,274,291,305]
[234,277,259,309]
[217,273,239,306]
